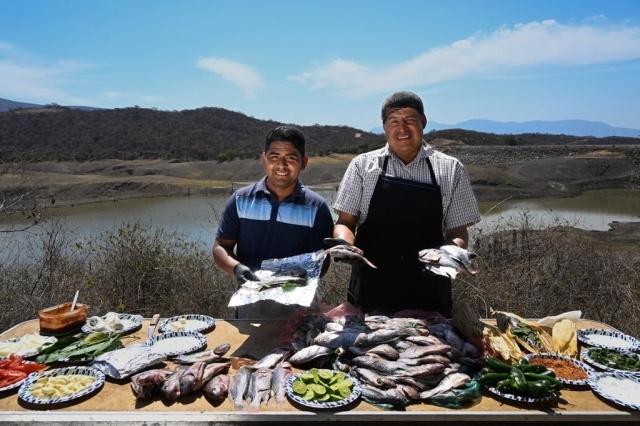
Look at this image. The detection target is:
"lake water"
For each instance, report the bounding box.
[1,188,639,258]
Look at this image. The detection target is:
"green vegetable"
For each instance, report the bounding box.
[484,357,513,373]
[525,380,552,398]
[478,372,510,386]
[524,372,561,389]
[294,370,354,402]
[35,332,126,364]
[589,348,640,372]
[510,367,527,392]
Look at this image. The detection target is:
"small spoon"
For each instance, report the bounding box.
[70,290,79,312]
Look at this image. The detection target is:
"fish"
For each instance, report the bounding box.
[243,274,307,292]
[173,349,228,365]
[354,328,411,347]
[246,368,273,410]
[400,363,447,378]
[160,370,183,402]
[204,374,230,403]
[398,343,451,359]
[130,368,173,400]
[179,362,205,396]
[398,354,451,367]
[390,376,431,392]
[391,340,413,351]
[352,354,407,375]
[270,362,292,404]
[366,344,399,360]
[197,362,231,390]
[353,367,396,388]
[361,385,408,407]
[419,372,471,400]
[252,348,289,369]
[213,342,232,356]
[322,245,377,269]
[229,366,252,409]
[418,245,478,276]
[397,384,421,401]
[288,345,333,365]
[405,335,446,346]
[314,331,360,349]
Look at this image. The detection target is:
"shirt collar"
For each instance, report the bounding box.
[255,176,305,203]
[380,140,434,163]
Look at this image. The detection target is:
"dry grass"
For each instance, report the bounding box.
[1,218,639,339]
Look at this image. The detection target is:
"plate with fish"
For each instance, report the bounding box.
[144,331,207,357]
[285,369,361,410]
[158,314,216,334]
[482,384,559,405]
[577,328,640,352]
[588,371,640,411]
[18,366,105,405]
[81,312,143,335]
[581,347,640,376]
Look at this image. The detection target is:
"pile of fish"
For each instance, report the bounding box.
[418,245,478,279]
[229,348,293,410]
[130,343,232,402]
[288,314,482,407]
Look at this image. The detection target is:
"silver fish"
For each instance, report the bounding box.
[398,354,451,367]
[204,374,230,403]
[406,335,446,346]
[397,384,421,401]
[361,385,408,406]
[354,367,396,388]
[130,369,173,400]
[354,329,408,347]
[419,372,470,400]
[252,348,289,369]
[173,349,228,365]
[246,368,272,410]
[323,245,377,269]
[244,275,307,292]
[229,366,252,409]
[390,376,431,392]
[366,344,399,360]
[352,354,406,375]
[288,345,332,365]
[400,363,447,378]
[392,340,413,351]
[398,343,451,359]
[418,245,478,274]
[179,362,205,396]
[314,331,360,349]
[213,342,232,356]
[270,362,292,404]
[160,370,183,402]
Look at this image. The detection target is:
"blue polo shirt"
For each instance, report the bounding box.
[216,177,334,270]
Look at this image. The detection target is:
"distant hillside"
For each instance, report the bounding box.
[423,129,639,146]
[0,98,99,112]
[0,106,384,162]
[373,119,640,137]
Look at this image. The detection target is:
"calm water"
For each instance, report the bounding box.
[1,189,639,258]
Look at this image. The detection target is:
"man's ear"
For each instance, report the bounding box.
[421,114,428,129]
[260,152,267,168]
[301,156,309,170]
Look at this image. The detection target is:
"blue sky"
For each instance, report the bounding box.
[1,0,640,131]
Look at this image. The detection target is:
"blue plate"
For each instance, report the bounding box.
[578,328,640,352]
[18,366,104,405]
[158,314,215,334]
[588,371,640,411]
[285,371,361,409]
[581,348,640,377]
[143,331,207,357]
[524,353,593,386]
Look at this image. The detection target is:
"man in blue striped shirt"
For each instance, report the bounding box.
[213,126,334,318]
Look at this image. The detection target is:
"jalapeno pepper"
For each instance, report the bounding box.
[510,367,527,392]
[484,356,513,373]
[479,372,510,386]
[525,380,553,398]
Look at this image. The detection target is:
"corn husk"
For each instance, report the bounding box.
[482,323,523,362]
[551,319,578,357]
[493,310,554,354]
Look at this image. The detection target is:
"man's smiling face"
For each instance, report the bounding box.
[261,141,307,193]
[383,107,426,164]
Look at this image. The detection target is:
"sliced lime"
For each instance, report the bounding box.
[292,380,307,395]
[302,389,315,400]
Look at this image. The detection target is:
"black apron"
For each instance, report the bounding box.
[348,155,452,316]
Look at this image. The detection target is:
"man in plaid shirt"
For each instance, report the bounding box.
[330,91,480,316]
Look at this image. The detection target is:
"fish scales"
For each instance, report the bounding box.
[247,368,273,409]
[270,362,292,404]
[229,366,252,409]
[419,373,471,400]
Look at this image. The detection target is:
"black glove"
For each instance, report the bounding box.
[323,237,351,249]
[234,263,259,284]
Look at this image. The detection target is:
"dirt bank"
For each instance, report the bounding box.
[1,146,639,208]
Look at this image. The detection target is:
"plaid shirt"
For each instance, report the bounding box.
[334,142,481,234]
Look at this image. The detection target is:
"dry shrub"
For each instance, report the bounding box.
[456,215,640,337]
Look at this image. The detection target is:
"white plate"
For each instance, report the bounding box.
[158,314,215,334]
[143,331,207,357]
[81,313,143,335]
[18,366,105,405]
[0,335,57,359]
[581,348,640,377]
[588,371,640,411]
[483,384,559,404]
[523,353,593,386]
[285,372,361,410]
[577,328,640,352]
[0,361,48,393]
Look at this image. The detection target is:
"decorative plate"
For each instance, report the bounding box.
[81,313,143,335]
[523,353,593,386]
[18,366,105,405]
[577,328,640,352]
[285,372,361,410]
[0,335,58,359]
[158,314,216,334]
[581,348,640,377]
[483,384,559,404]
[0,361,48,393]
[143,331,207,357]
[588,371,640,411]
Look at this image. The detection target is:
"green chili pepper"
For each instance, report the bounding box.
[485,357,513,373]
[510,367,527,392]
[479,372,510,386]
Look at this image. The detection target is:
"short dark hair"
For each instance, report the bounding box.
[264,125,306,157]
[381,91,426,124]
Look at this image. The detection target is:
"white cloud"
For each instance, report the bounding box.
[197,57,264,96]
[290,20,640,96]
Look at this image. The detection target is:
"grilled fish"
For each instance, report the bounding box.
[204,374,230,403]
